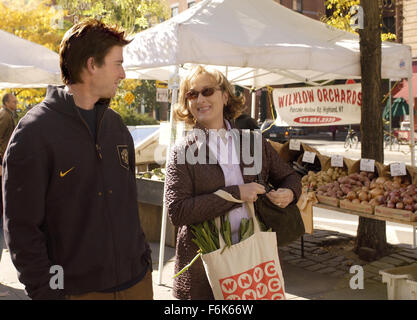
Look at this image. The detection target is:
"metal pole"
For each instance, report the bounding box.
[251,70,257,119]
[158,65,179,285]
[389,80,392,151]
[409,71,415,166]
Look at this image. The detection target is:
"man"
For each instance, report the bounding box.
[2,20,153,300]
[0,93,17,263]
[0,93,17,160]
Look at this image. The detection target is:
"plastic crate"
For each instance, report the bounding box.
[379,264,417,300]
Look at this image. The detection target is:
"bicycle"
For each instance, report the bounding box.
[344,129,359,149]
[383,131,400,151]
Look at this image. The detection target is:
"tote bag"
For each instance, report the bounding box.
[200,189,286,300]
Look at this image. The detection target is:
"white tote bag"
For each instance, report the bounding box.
[200,190,286,300]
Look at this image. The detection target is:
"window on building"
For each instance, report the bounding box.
[188,1,196,8]
[293,0,302,12]
[171,6,179,17]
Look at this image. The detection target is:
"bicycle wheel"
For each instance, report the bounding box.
[392,137,400,151]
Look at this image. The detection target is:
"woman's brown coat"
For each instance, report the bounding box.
[165,126,301,300]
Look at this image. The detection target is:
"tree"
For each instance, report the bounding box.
[322,0,397,41]
[0,0,67,52]
[355,0,389,258]
[56,0,169,33]
[323,0,391,258]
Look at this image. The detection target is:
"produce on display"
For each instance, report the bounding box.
[137,167,166,181]
[301,167,348,192]
[316,171,376,204]
[314,167,417,216]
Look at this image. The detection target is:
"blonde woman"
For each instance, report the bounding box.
[164,66,301,300]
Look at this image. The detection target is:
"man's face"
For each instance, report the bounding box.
[92,46,126,99]
[5,95,17,111]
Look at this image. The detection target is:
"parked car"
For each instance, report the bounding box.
[289,126,306,136]
[260,120,290,143]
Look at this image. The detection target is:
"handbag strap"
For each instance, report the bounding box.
[214,189,261,248]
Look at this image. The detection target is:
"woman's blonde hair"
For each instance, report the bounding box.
[174,66,246,125]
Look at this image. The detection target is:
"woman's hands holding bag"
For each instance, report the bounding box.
[238,182,266,202]
[266,188,294,208]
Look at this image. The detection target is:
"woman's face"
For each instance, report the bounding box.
[187,73,228,129]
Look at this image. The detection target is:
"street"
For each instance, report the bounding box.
[300,137,416,166]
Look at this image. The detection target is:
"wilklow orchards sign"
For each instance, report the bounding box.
[272,83,361,126]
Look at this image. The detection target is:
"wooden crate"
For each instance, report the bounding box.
[339,199,374,214]
[375,205,417,222]
[316,194,339,207]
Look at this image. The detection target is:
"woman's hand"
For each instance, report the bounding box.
[238,182,266,202]
[266,188,294,208]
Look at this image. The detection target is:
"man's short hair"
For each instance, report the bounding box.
[59,19,131,85]
[2,93,13,106]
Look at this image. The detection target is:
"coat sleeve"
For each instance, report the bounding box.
[264,139,302,203]
[2,120,65,300]
[165,145,242,227]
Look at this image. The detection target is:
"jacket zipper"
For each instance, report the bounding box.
[75,107,120,288]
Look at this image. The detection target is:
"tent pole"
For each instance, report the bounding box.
[251,70,257,119]
[408,71,415,166]
[158,65,179,285]
[389,79,392,151]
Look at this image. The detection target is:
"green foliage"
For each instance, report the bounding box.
[56,0,169,33]
[111,88,159,126]
[322,0,397,41]
[0,88,47,122]
[0,0,67,52]
[0,0,168,124]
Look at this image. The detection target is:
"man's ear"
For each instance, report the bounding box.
[86,57,96,74]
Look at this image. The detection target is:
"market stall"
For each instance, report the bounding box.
[122,0,415,285]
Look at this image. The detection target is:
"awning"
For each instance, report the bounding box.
[393,73,417,104]
[383,97,409,120]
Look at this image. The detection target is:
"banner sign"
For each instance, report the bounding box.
[272,83,362,126]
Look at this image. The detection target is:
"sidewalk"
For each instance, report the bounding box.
[1,229,416,300]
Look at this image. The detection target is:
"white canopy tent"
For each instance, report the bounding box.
[122,0,414,285]
[123,0,411,86]
[0,29,62,89]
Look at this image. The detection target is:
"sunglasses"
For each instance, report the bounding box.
[185,87,220,101]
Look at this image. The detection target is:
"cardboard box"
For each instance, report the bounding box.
[316,194,339,207]
[339,199,374,214]
[375,205,417,222]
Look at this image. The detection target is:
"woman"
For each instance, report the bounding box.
[164,66,301,300]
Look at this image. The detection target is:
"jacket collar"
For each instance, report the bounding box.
[43,85,109,119]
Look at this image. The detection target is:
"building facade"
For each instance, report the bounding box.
[402,0,417,61]
[166,0,325,21]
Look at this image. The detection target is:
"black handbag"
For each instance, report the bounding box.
[255,174,305,247]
